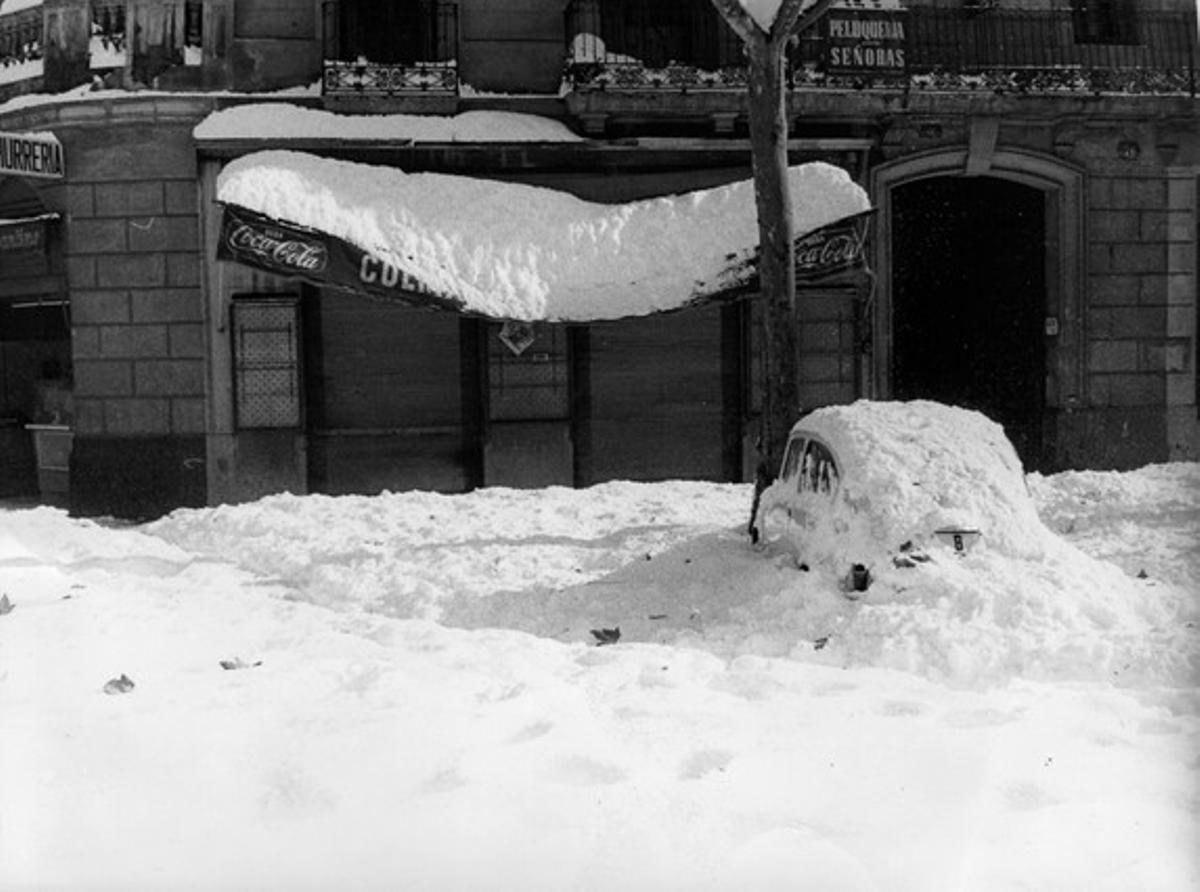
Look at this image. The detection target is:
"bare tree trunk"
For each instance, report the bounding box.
[707,0,829,480]
[745,34,797,476]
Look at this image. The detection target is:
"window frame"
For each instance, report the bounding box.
[230,294,303,431]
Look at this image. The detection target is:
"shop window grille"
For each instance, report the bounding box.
[231,297,301,429]
[487,323,569,422]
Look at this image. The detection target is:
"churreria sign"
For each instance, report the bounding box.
[0,131,65,179]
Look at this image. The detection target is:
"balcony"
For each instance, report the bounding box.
[793,6,1197,96]
[564,0,746,93]
[564,1,1196,98]
[89,1,203,87]
[322,0,458,109]
[0,2,44,97]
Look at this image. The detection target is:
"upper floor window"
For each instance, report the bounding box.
[330,0,451,64]
[1071,0,1138,46]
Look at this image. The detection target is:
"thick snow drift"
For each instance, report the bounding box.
[1,457,1197,890]
[216,151,870,321]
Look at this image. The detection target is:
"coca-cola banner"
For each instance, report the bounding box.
[217,204,466,313]
[793,209,873,282]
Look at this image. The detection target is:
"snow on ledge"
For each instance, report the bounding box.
[195,103,584,143]
[217,150,870,322]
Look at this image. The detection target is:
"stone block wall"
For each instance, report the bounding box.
[65,118,205,442]
[1078,124,1196,466]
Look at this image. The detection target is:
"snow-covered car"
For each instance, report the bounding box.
[752,400,1046,591]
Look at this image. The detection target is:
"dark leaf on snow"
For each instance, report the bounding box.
[590,627,621,646]
[103,674,135,695]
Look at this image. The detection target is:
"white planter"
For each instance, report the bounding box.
[25,424,73,500]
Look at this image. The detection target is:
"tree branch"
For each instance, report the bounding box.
[774,0,832,41]
[708,0,765,46]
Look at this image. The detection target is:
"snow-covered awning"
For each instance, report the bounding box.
[215,150,871,322]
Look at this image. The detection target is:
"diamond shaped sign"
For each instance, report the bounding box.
[499,321,536,356]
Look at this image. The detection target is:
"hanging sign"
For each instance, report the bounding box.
[794,209,873,281]
[0,214,56,254]
[0,131,65,179]
[499,321,536,356]
[217,203,466,313]
[824,8,908,75]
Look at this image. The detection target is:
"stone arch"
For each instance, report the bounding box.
[869,146,1086,439]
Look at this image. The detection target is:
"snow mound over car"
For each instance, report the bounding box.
[762,400,1052,571]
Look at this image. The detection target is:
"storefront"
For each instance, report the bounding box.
[0,130,70,502]
[196,118,874,503]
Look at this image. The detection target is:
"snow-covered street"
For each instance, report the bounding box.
[1,459,1197,890]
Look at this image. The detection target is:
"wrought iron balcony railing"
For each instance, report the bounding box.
[564,1,1197,97]
[0,3,44,89]
[322,0,459,99]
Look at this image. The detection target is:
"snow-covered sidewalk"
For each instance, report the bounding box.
[1,464,1197,890]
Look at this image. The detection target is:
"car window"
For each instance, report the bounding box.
[798,438,839,497]
[780,437,805,481]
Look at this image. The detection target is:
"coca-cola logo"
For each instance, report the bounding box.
[226,220,328,273]
[795,221,867,280]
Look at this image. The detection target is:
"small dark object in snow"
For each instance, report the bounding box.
[798,563,810,572]
[103,674,135,695]
[590,627,621,646]
[1137,569,1149,579]
[648,614,667,621]
[644,553,652,561]
[0,593,13,616]
[894,542,931,566]
[848,564,871,592]
[813,636,830,651]
[220,658,263,670]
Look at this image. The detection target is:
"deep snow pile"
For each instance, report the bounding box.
[145,404,1198,690]
[216,152,870,321]
[1,461,1198,890]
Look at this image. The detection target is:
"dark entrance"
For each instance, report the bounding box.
[0,177,70,499]
[891,176,1047,469]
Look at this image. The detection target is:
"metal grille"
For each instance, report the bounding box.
[488,324,569,422]
[232,299,301,429]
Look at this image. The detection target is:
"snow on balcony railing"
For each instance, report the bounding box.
[0,0,43,88]
[322,0,459,99]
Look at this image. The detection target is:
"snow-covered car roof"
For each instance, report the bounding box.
[763,400,1051,567]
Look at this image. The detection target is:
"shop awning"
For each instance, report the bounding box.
[0,212,58,256]
[215,150,872,322]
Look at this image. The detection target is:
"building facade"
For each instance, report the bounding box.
[0,0,1196,518]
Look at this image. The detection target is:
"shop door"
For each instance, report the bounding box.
[483,322,574,488]
[891,176,1047,468]
[305,291,469,495]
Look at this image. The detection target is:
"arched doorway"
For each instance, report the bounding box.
[872,148,1085,473]
[890,175,1046,466]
